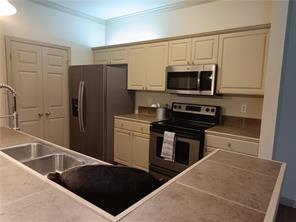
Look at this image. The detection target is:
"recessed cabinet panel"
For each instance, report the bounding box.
[94,49,109,64]
[109,47,128,64]
[114,128,132,166]
[191,35,219,64]
[217,29,269,95]
[168,39,191,65]
[132,132,149,172]
[146,42,168,91]
[127,45,147,90]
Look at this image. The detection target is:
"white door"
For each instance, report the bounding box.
[42,47,69,146]
[114,128,132,166]
[10,41,44,138]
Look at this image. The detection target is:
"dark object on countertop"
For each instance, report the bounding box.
[47,165,161,216]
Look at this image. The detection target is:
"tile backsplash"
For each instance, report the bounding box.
[135,92,263,119]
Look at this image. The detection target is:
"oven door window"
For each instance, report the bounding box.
[156,136,190,165]
[167,72,199,90]
[199,71,213,91]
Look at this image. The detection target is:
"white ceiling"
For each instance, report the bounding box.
[46,0,186,20]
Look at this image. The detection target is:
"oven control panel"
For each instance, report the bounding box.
[172,103,217,116]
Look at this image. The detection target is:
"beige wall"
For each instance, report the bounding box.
[0,22,8,127]
[0,1,106,127]
[259,1,289,159]
[0,0,105,65]
[135,92,263,119]
[106,0,272,45]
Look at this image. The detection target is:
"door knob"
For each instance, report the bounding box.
[45,112,51,117]
[38,113,44,117]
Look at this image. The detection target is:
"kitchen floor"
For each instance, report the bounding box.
[276,204,296,222]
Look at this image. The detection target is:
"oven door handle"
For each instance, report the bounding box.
[150,129,202,140]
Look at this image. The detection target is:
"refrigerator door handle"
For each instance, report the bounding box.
[78,81,86,132]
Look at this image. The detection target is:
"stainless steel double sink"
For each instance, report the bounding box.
[1,143,93,175]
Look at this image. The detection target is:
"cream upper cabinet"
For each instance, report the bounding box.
[128,44,147,90]
[168,38,191,65]
[94,49,109,64]
[94,48,128,65]
[217,29,269,95]
[146,42,168,91]
[108,47,128,64]
[191,35,219,64]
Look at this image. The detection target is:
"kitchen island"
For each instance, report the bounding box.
[0,127,285,222]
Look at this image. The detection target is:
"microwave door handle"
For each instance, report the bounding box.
[197,72,201,90]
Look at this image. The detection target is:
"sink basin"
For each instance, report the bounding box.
[23,154,85,175]
[1,143,56,162]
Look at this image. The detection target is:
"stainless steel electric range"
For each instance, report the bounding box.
[149,102,221,182]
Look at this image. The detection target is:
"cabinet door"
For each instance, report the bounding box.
[109,47,128,64]
[131,132,150,172]
[168,39,191,65]
[10,41,44,139]
[191,35,219,64]
[146,42,168,91]
[42,47,69,147]
[217,29,269,95]
[114,128,132,166]
[127,45,147,90]
[94,49,109,64]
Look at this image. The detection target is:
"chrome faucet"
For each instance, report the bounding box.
[0,83,19,130]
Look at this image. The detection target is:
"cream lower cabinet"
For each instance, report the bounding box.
[217,29,269,95]
[114,118,150,171]
[205,133,259,156]
[128,42,168,91]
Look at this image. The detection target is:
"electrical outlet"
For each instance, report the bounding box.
[241,104,247,113]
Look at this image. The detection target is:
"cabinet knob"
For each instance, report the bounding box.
[142,86,145,90]
[121,123,124,128]
[38,113,44,117]
[187,61,190,65]
[45,112,51,117]
[140,127,143,131]
[227,143,232,148]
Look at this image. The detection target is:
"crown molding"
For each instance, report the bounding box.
[107,0,217,24]
[29,0,106,25]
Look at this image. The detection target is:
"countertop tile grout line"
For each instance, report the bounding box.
[176,181,266,215]
[207,159,278,179]
[2,187,51,208]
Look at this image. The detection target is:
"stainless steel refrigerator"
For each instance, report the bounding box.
[69,65,134,163]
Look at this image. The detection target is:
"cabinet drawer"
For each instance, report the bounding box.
[205,134,258,156]
[115,119,150,134]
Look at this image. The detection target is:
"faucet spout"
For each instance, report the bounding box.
[0,83,19,130]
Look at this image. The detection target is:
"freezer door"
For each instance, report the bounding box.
[82,65,105,159]
[69,66,83,153]
[105,65,135,163]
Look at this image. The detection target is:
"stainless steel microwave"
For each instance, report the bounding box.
[166,64,217,95]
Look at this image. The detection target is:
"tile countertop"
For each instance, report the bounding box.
[0,127,286,222]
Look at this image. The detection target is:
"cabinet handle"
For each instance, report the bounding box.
[140,127,143,132]
[142,86,145,90]
[38,113,44,117]
[45,112,51,117]
[187,61,190,65]
[227,143,232,149]
[121,123,124,128]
